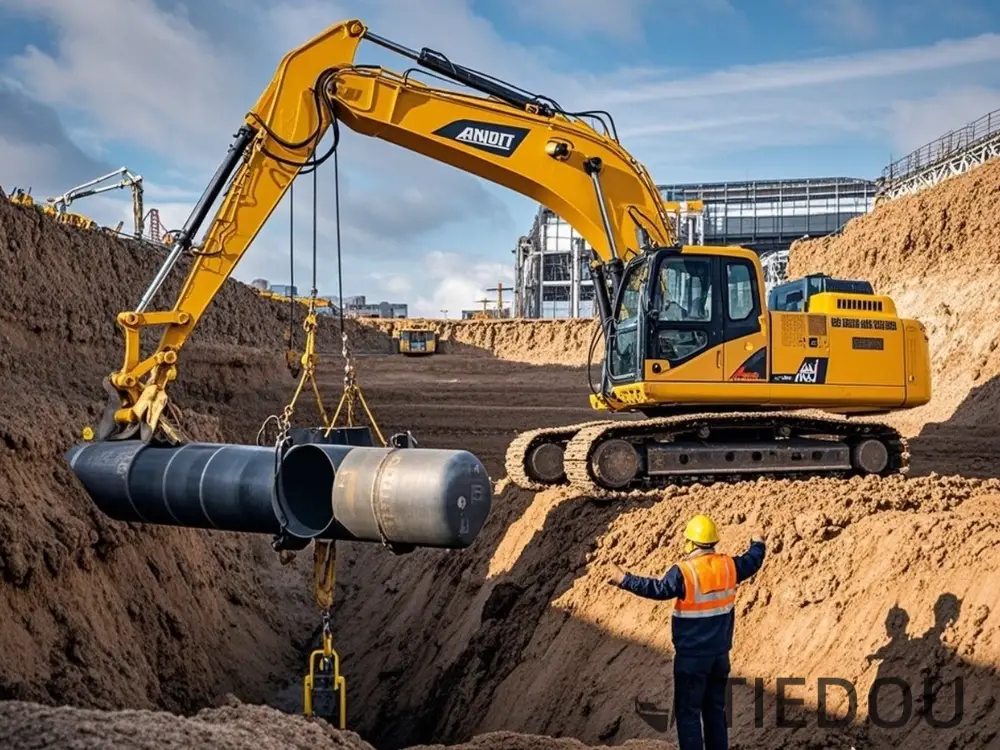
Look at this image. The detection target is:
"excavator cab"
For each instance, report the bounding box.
[600,245,767,411]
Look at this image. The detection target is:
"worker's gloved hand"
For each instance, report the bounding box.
[607,562,626,586]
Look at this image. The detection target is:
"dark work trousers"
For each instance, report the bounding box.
[673,652,731,750]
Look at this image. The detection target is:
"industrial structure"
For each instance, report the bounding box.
[513,177,873,318]
[876,106,1000,201]
[340,295,408,318]
[658,177,875,255]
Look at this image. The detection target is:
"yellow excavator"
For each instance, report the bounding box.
[394,324,439,356]
[85,19,931,496]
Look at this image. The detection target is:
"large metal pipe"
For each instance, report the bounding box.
[281,444,492,549]
[65,440,493,549]
[66,441,285,535]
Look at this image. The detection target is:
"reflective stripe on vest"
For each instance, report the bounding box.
[673,553,737,619]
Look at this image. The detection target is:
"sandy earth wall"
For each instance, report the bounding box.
[3,153,1000,750]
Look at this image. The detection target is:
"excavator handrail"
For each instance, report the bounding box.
[92,18,682,442]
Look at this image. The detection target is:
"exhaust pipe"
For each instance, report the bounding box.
[65,440,492,549]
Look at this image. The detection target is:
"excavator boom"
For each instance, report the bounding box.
[92,18,678,442]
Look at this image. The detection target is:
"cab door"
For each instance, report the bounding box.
[643,254,724,383]
[721,257,770,398]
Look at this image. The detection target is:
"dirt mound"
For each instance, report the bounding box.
[789,158,1000,438]
[332,475,1000,749]
[0,699,372,750]
[357,318,603,365]
[0,195,336,710]
[0,698,676,750]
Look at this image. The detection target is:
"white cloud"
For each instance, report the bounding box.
[372,250,514,318]
[798,0,879,42]
[601,33,1000,105]
[2,0,245,166]
[886,86,1000,155]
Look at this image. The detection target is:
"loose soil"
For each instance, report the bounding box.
[2,155,1000,750]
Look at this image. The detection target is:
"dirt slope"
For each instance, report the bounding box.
[357,318,603,365]
[330,475,1000,750]
[0,196,340,710]
[0,698,676,750]
[789,158,1000,440]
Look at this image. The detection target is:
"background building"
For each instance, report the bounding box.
[340,295,408,318]
[513,176,875,318]
[658,177,875,255]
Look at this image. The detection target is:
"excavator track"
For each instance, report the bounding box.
[506,410,910,498]
[504,419,618,491]
[559,411,910,499]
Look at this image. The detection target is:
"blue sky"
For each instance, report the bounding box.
[1,0,999,317]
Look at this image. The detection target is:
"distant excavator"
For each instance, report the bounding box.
[394,324,439,356]
[81,18,931,498]
[9,168,145,239]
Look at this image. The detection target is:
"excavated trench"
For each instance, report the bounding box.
[2,158,1000,750]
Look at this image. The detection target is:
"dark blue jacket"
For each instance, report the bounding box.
[618,540,766,657]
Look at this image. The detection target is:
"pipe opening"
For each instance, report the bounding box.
[277,445,336,538]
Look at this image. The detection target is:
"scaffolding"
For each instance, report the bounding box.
[876,107,1000,201]
[760,249,790,293]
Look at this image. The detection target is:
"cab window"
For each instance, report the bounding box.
[616,262,648,323]
[609,262,648,378]
[656,257,713,321]
[652,256,714,364]
[726,262,754,321]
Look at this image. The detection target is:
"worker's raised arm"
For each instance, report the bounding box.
[733,537,766,584]
[615,564,686,600]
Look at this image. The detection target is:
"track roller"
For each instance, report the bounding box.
[590,438,640,489]
[851,438,890,475]
[527,442,566,484]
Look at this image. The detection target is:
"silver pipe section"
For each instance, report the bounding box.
[584,157,620,262]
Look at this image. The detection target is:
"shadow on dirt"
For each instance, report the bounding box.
[906,375,1000,479]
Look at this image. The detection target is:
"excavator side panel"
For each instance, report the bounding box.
[903,319,933,407]
[765,310,906,409]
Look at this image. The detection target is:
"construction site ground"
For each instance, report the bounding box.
[3,156,1000,750]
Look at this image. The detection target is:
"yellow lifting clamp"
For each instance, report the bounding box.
[303,540,346,727]
[256,301,331,449]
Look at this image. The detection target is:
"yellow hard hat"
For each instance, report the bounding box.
[684,514,719,546]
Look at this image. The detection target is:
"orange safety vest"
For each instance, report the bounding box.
[673,552,738,619]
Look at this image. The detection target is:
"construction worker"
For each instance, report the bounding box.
[607,514,766,750]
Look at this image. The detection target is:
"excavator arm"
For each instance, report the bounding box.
[94,18,680,443]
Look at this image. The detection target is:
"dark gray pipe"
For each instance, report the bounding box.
[66,441,283,535]
[65,440,493,550]
[282,443,492,549]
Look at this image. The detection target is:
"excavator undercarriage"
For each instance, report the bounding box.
[505,412,909,498]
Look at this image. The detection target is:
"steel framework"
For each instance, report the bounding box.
[513,204,704,318]
[658,177,875,256]
[876,108,1000,201]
